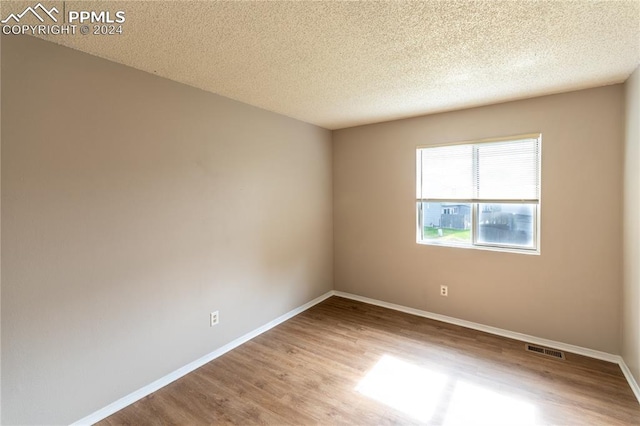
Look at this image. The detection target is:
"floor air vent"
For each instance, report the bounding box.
[525,343,565,359]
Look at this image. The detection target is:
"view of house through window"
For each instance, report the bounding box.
[416,135,541,252]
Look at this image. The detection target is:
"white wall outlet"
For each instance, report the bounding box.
[440,285,448,297]
[210,311,219,326]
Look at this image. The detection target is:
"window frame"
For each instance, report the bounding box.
[416,133,542,254]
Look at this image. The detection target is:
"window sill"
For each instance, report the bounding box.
[416,240,540,256]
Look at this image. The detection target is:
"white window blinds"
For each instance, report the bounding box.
[417,136,540,202]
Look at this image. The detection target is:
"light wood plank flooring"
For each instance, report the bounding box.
[100,296,640,425]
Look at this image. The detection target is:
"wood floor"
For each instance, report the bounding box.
[100,296,640,425]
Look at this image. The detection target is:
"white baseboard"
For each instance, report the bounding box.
[619,358,640,403]
[332,291,618,362]
[74,288,640,425]
[72,291,334,425]
[333,290,640,404]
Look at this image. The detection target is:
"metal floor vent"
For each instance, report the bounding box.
[525,343,565,360]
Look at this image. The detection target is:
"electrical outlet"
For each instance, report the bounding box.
[210,311,219,326]
[440,285,448,297]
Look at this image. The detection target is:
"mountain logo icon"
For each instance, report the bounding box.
[1,3,59,24]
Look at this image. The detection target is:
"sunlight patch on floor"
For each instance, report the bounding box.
[442,380,540,425]
[355,354,449,422]
[356,354,541,425]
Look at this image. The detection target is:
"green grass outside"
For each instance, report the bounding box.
[423,227,471,242]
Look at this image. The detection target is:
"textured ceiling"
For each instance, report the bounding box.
[3,0,640,129]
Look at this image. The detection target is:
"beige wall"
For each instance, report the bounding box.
[0,32,3,424]
[334,86,624,354]
[1,35,333,425]
[0,32,634,426]
[623,66,640,384]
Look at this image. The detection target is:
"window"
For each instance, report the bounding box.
[416,134,541,252]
